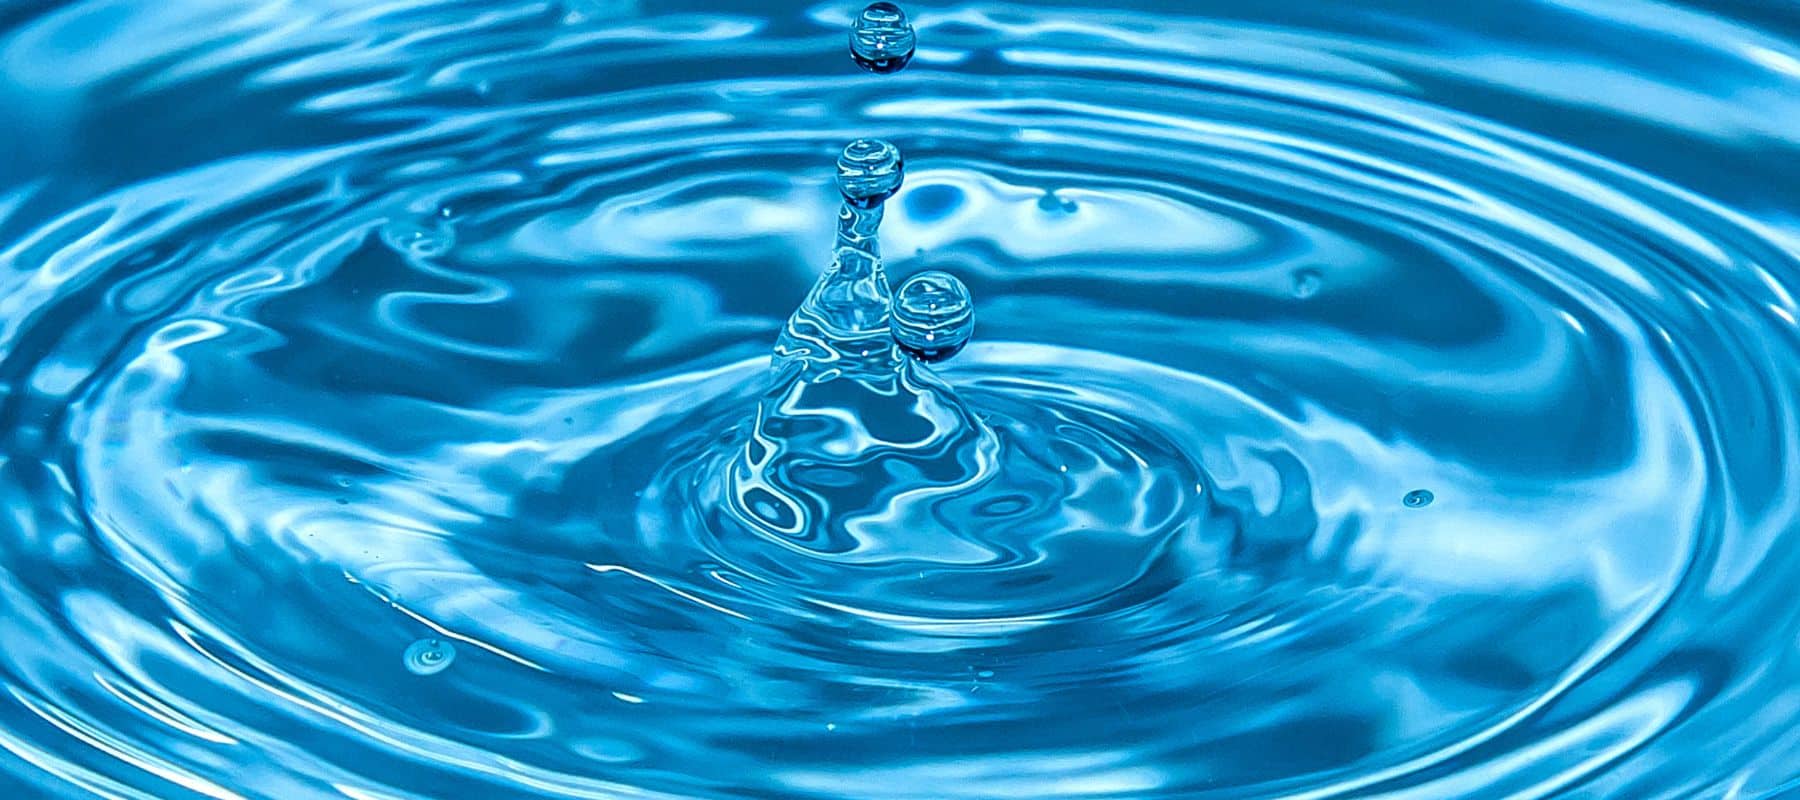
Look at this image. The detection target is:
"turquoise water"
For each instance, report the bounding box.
[1,1,1798,797]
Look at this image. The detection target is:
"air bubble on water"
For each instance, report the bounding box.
[890,270,973,363]
[837,138,904,208]
[1292,268,1323,299]
[1404,489,1435,508]
[850,2,916,74]
[404,638,456,675]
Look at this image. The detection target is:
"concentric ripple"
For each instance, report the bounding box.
[1,1,1798,798]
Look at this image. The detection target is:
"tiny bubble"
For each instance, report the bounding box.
[826,722,837,731]
[1404,489,1435,508]
[335,498,349,505]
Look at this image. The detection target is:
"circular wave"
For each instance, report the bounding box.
[0,1,1796,798]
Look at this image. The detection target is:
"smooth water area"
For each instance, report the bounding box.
[1,1,1799,798]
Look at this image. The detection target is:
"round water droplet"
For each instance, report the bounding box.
[403,638,456,675]
[1404,489,1435,508]
[837,138,904,208]
[891,270,974,363]
[850,2,916,74]
[1292,268,1323,299]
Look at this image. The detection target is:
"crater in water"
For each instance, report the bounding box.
[0,1,1796,799]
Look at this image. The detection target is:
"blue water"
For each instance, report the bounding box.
[1,1,1798,798]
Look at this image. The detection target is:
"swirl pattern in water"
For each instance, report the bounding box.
[1,1,1798,798]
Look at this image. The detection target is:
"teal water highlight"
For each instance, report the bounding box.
[0,1,1796,798]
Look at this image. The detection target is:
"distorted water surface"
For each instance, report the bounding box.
[0,1,1797,798]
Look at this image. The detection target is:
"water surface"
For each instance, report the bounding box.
[0,1,1797,798]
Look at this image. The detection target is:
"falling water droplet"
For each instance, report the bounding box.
[891,270,974,363]
[837,138,904,209]
[1404,489,1435,508]
[850,2,916,74]
[403,638,456,675]
[1292,268,1323,299]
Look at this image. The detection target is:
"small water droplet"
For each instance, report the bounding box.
[1404,489,1435,508]
[977,670,995,678]
[890,270,973,363]
[438,206,453,218]
[334,497,349,506]
[837,138,904,208]
[850,2,916,74]
[1292,268,1323,299]
[826,722,838,731]
[403,638,456,675]
[334,477,350,488]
